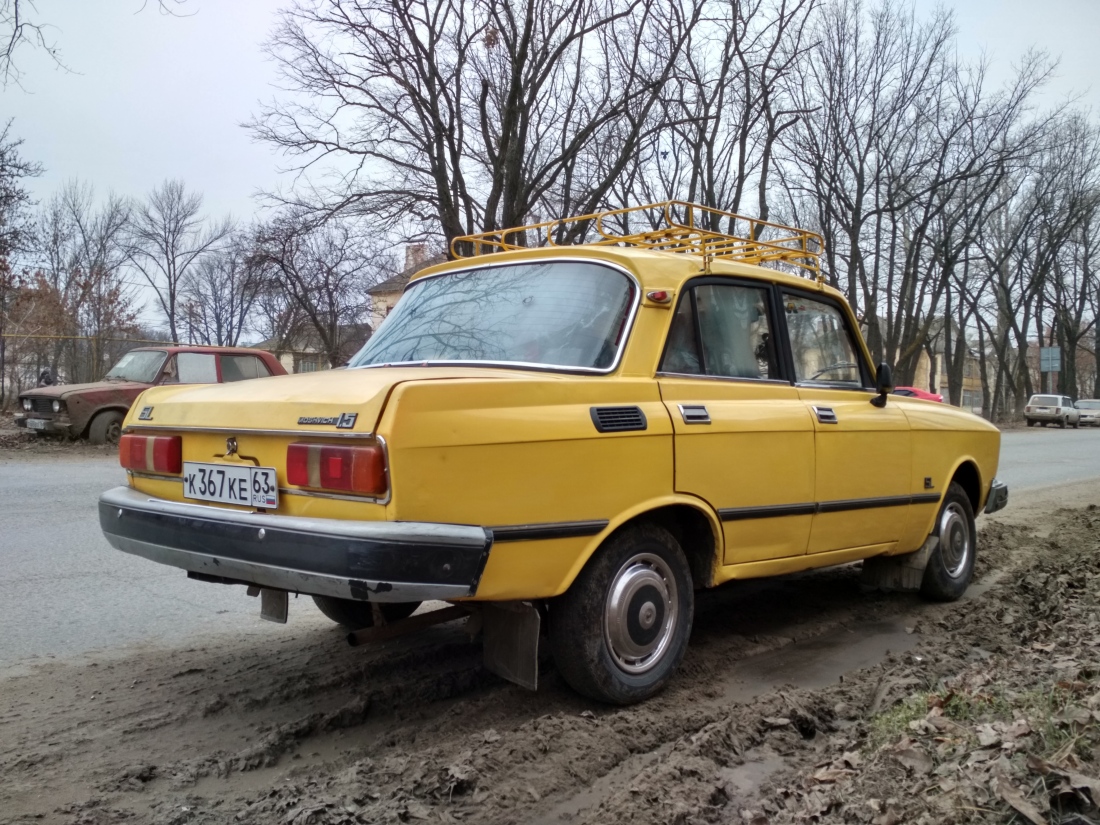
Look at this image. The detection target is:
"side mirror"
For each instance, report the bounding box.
[871,362,893,408]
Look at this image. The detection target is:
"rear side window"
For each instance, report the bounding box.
[783,292,863,387]
[660,283,778,380]
[221,355,271,382]
[177,353,219,384]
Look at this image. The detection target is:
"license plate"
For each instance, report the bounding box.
[1037,408,1050,413]
[26,419,46,430]
[183,462,278,508]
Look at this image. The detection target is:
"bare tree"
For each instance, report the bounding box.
[180,233,266,347]
[252,0,701,251]
[1,0,192,86]
[0,120,39,405]
[254,214,394,367]
[33,181,138,381]
[126,180,232,342]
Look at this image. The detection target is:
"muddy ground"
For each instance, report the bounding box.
[3,484,1100,825]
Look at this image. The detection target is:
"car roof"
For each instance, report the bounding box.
[411,244,845,302]
[129,346,274,357]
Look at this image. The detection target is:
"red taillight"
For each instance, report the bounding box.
[286,443,386,496]
[119,434,182,475]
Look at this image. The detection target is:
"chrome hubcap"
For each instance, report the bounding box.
[604,553,678,675]
[939,502,971,579]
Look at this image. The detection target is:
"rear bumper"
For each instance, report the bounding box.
[984,478,1008,514]
[99,486,493,602]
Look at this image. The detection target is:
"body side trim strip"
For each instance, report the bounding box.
[719,493,942,521]
[490,520,610,542]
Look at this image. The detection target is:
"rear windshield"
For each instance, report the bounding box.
[1030,395,1060,406]
[351,261,636,371]
[105,350,166,383]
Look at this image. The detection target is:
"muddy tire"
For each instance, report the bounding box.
[920,482,976,602]
[549,523,693,705]
[1026,419,1035,427]
[1073,419,1080,429]
[1059,417,1067,429]
[88,411,124,445]
[311,596,420,630]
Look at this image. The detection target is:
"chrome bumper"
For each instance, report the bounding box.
[984,478,1008,514]
[99,486,493,602]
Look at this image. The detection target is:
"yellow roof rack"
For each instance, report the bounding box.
[451,200,824,282]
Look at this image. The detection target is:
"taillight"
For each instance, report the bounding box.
[119,434,182,475]
[286,443,386,496]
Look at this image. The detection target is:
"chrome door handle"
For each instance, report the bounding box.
[813,406,838,424]
[679,404,711,424]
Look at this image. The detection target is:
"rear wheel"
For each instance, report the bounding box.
[550,523,693,705]
[920,482,976,602]
[88,410,124,445]
[1059,417,1068,429]
[311,596,420,630]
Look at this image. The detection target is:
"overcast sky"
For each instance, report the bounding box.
[2,0,1099,327]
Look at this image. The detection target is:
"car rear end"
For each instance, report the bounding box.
[1024,394,1066,425]
[98,369,498,606]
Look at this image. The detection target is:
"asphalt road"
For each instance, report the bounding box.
[1,427,1098,670]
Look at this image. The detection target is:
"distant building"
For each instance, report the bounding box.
[253,323,373,374]
[367,244,446,332]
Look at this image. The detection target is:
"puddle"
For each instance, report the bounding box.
[720,619,917,702]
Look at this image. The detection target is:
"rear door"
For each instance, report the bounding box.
[658,278,815,564]
[779,289,912,555]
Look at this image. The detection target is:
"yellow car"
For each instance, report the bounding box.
[99,202,1006,705]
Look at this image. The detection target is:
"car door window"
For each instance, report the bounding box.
[221,355,271,382]
[177,352,218,383]
[783,292,863,387]
[661,283,778,380]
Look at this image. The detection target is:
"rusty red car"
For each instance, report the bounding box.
[14,346,287,445]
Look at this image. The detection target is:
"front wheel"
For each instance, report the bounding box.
[549,524,693,705]
[311,596,420,630]
[1073,419,1080,429]
[88,410,124,445]
[920,482,976,602]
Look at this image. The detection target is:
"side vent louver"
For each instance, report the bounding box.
[590,406,647,433]
[813,406,838,424]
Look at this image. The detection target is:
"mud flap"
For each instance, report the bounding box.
[482,601,540,690]
[860,536,938,593]
[259,588,289,623]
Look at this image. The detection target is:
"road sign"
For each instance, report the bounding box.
[1040,347,1061,373]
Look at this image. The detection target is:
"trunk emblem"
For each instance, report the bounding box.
[297,412,358,429]
[138,406,154,420]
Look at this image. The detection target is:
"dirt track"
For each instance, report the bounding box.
[3,483,1100,825]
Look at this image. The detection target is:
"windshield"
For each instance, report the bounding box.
[1029,395,1060,406]
[1077,400,1100,409]
[105,350,167,383]
[351,261,636,371]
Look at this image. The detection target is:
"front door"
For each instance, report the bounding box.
[658,279,815,564]
[780,289,912,554]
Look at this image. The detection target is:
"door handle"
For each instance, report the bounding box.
[813,406,838,424]
[679,404,711,424]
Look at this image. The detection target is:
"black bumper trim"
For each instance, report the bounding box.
[489,520,609,542]
[100,492,493,598]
